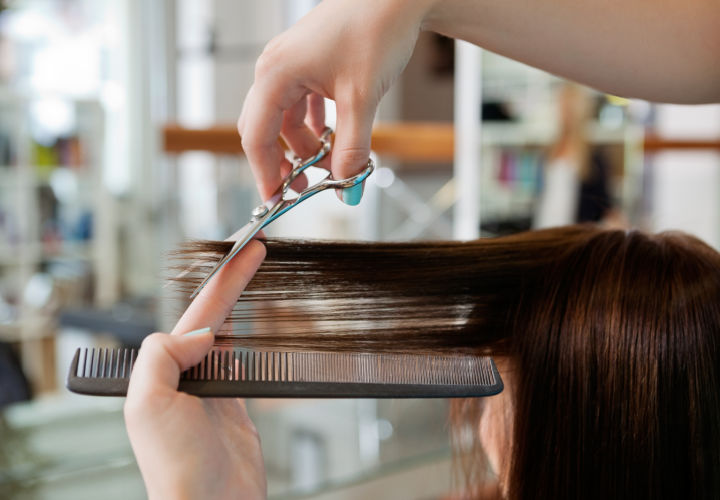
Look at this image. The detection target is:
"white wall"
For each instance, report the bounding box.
[651,104,720,248]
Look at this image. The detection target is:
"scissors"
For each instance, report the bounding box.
[190,127,374,298]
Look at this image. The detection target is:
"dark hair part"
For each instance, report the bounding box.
[173,225,720,499]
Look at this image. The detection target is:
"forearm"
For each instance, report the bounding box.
[422,0,720,103]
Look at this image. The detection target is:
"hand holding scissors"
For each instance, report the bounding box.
[190,127,374,298]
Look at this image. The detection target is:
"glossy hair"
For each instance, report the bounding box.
[173,226,720,499]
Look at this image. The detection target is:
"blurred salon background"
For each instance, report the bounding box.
[0,1,718,499]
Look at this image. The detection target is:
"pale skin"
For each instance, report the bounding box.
[124,240,512,498]
[128,0,720,497]
[124,240,267,500]
[479,359,514,496]
[238,0,720,201]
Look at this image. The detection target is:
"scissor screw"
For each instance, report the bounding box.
[251,205,268,220]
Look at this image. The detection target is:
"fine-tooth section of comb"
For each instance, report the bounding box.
[67,347,503,398]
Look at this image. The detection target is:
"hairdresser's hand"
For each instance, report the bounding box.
[238,0,435,204]
[124,240,267,500]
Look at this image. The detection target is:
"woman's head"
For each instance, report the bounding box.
[495,228,720,498]
[174,226,720,498]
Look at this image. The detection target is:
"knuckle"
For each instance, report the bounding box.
[263,34,282,53]
[255,38,284,79]
[140,332,166,352]
[348,87,371,107]
[254,54,272,79]
[236,115,244,134]
[240,131,252,151]
[340,83,374,110]
[241,128,266,157]
[336,148,371,170]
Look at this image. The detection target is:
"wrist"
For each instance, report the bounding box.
[147,485,189,500]
[422,0,479,38]
[379,0,439,30]
[421,0,450,33]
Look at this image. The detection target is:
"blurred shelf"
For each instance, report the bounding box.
[481,121,628,147]
[0,242,93,265]
[0,89,104,106]
[0,246,34,265]
[58,304,156,347]
[0,168,17,184]
[0,314,56,343]
[0,167,93,192]
[0,323,21,342]
[47,242,94,260]
[0,97,108,397]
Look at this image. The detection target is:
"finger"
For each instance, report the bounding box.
[331,95,375,181]
[280,96,310,154]
[239,86,285,200]
[129,330,214,395]
[171,239,267,336]
[330,97,375,205]
[306,93,326,136]
[280,97,327,167]
[240,82,307,201]
[237,96,247,137]
[228,228,266,241]
[279,160,309,193]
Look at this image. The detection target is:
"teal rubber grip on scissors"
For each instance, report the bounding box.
[189,128,374,298]
[341,181,364,206]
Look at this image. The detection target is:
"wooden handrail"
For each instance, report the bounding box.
[163,125,245,154]
[163,122,455,163]
[643,135,720,152]
[369,122,454,162]
[162,123,720,161]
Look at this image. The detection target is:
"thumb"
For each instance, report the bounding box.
[332,97,375,205]
[128,329,214,397]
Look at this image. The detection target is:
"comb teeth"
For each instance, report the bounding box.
[75,347,136,379]
[177,351,497,385]
[67,347,503,398]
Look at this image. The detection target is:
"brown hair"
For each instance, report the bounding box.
[173,225,720,499]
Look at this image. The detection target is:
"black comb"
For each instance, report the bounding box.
[66,347,503,398]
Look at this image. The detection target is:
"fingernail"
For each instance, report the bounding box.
[184,326,212,337]
[339,181,364,206]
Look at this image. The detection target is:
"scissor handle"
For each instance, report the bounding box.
[311,158,375,191]
[281,127,333,192]
[189,130,373,298]
[268,158,375,224]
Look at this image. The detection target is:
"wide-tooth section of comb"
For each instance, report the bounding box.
[67,348,503,398]
[66,347,137,396]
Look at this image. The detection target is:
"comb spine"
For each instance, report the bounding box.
[67,347,502,398]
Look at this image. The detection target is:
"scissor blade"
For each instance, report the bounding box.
[188,218,265,298]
